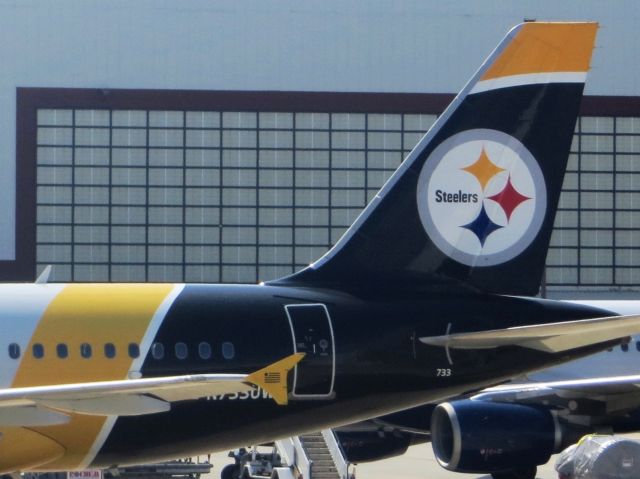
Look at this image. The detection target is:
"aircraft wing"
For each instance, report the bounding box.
[420,314,640,353]
[476,375,640,398]
[0,353,304,427]
[472,375,640,420]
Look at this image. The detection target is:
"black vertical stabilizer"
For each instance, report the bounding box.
[272,22,598,295]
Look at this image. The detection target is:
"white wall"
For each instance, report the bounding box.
[1,0,638,259]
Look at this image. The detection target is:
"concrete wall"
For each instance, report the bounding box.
[1,0,638,259]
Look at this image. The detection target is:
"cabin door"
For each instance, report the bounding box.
[285,303,335,398]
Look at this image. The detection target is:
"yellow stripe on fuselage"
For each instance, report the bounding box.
[12,283,175,470]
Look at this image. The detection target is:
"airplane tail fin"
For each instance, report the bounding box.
[273,22,598,295]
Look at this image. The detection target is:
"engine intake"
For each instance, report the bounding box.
[431,400,561,473]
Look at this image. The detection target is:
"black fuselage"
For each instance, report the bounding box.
[95,283,613,466]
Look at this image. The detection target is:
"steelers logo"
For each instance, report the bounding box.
[417,129,546,267]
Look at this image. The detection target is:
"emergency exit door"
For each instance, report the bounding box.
[285,304,335,398]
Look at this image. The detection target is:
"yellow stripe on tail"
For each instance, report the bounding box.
[482,22,598,80]
[246,353,305,405]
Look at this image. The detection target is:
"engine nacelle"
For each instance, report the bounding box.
[431,400,561,473]
[335,431,414,463]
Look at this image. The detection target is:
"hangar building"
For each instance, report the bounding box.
[1,1,639,297]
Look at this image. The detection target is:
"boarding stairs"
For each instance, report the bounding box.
[275,429,351,479]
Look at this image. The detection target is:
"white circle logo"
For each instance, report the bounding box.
[417,129,546,266]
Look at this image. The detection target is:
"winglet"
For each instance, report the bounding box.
[35,265,53,284]
[246,353,305,405]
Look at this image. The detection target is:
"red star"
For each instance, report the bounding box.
[486,176,531,222]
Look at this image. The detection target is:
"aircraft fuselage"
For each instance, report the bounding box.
[0,283,614,469]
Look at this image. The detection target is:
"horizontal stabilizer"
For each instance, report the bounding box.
[419,314,640,353]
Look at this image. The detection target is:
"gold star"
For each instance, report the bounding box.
[462,147,506,191]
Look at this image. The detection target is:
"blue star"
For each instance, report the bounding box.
[461,204,503,247]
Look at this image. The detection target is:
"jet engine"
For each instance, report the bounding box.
[335,430,414,463]
[431,400,561,473]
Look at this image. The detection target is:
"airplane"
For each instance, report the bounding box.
[334,301,640,479]
[2,20,637,479]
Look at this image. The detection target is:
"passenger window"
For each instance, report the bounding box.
[33,343,45,359]
[222,342,235,360]
[80,343,92,359]
[198,342,212,360]
[152,342,165,360]
[128,343,140,358]
[636,341,640,352]
[104,343,116,358]
[8,343,20,359]
[622,343,629,352]
[175,342,188,360]
[57,343,68,359]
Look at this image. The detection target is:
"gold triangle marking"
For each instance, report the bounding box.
[246,353,305,406]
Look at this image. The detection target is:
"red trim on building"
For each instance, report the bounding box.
[11,87,640,281]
